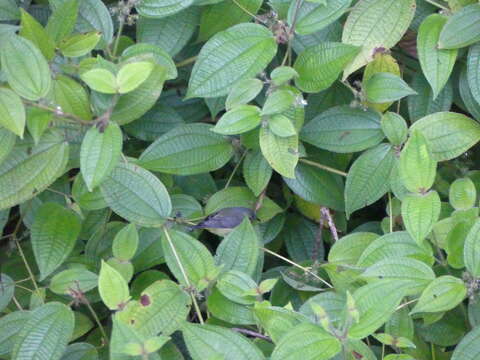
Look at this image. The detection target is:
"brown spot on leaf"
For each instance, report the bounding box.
[140,294,151,306]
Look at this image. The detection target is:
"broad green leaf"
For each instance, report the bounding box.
[271,322,341,360]
[121,43,177,80]
[53,75,93,121]
[269,115,297,138]
[0,311,30,357]
[381,112,408,146]
[341,0,416,78]
[365,73,417,103]
[328,232,379,265]
[12,302,74,360]
[0,273,14,312]
[464,219,480,277]
[139,123,234,174]
[301,105,384,153]
[401,190,441,245]
[99,260,130,310]
[283,162,345,211]
[117,62,154,94]
[26,108,52,145]
[0,0,19,21]
[438,4,480,49]
[1,35,51,101]
[270,66,298,86]
[61,343,98,360]
[291,0,352,35]
[410,275,467,314]
[80,68,117,94]
[182,323,265,360]
[0,128,15,165]
[216,270,257,305]
[345,143,396,216]
[243,149,272,196]
[59,31,101,57]
[100,162,172,227]
[136,0,194,19]
[259,125,298,178]
[0,88,25,138]
[410,112,480,161]
[385,307,414,340]
[262,90,296,116]
[216,217,261,278]
[45,0,78,43]
[225,78,264,110]
[254,304,306,343]
[80,122,122,191]
[452,325,480,360]
[49,268,98,295]
[187,23,277,98]
[207,288,257,325]
[116,280,191,337]
[417,14,457,99]
[31,202,81,280]
[450,177,477,210]
[0,135,69,210]
[162,229,219,291]
[467,42,480,107]
[19,9,55,60]
[112,223,139,261]
[213,105,262,135]
[293,42,360,93]
[399,130,436,193]
[72,174,107,211]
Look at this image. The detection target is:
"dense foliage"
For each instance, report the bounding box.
[2,0,480,359]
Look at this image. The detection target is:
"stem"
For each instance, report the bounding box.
[299,158,348,177]
[261,247,333,288]
[24,101,91,125]
[176,56,198,68]
[112,18,125,57]
[321,207,339,242]
[232,328,272,342]
[388,192,393,233]
[15,284,35,293]
[282,0,304,66]
[14,236,41,297]
[381,344,385,360]
[312,208,324,261]
[231,0,265,23]
[162,227,205,325]
[431,343,436,360]
[12,296,23,311]
[425,0,449,10]
[84,300,109,345]
[395,298,418,310]
[225,150,248,189]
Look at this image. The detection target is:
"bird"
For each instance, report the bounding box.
[189,207,256,236]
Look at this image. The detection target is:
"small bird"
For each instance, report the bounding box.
[189,207,256,236]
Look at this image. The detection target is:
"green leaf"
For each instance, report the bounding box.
[216,270,257,305]
[0,128,16,165]
[452,326,480,360]
[80,122,122,191]
[26,108,52,145]
[213,105,262,135]
[100,162,172,227]
[270,66,298,86]
[290,0,352,35]
[399,130,437,193]
[271,322,341,360]
[112,223,139,261]
[19,9,56,60]
[464,219,480,277]
[293,42,360,93]
[182,323,265,360]
[53,75,93,121]
[365,73,417,103]
[207,288,257,325]
[269,114,297,137]
[225,78,264,110]
[61,343,98,360]
[117,62,155,94]
[45,0,79,43]
[243,149,272,196]
[401,190,441,245]
[259,126,298,178]
[0,88,25,138]
[417,14,457,99]
[187,23,277,98]
[467,42,480,107]
[381,112,408,146]
[80,68,117,94]
[72,174,107,211]
[139,123,234,175]
[1,35,52,101]
[99,260,130,310]
[301,105,384,153]
[0,273,14,312]
[254,304,306,343]
[135,0,194,18]
[328,232,379,265]
[345,143,396,216]
[438,4,480,49]
[31,202,81,280]
[341,0,415,78]
[162,229,219,291]
[59,31,101,57]
[262,90,296,116]
[216,217,261,278]
[410,112,480,161]
[0,135,69,210]
[0,0,19,21]
[49,268,98,295]
[450,177,477,210]
[0,311,30,357]
[410,275,467,314]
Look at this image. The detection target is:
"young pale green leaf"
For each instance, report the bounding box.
[1,35,52,101]
[80,122,122,191]
[373,333,415,348]
[45,0,78,43]
[417,14,457,99]
[107,257,134,282]
[121,43,177,80]
[381,112,408,146]
[262,90,296,116]
[438,4,480,49]
[49,268,98,295]
[243,149,272,196]
[182,323,265,360]
[19,9,56,60]
[290,0,352,35]
[301,105,384,153]
[452,326,480,360]
[0,311,31,357]
[100,162,172,227]
[53,75,93,120]
[365,73,417,103]
[271,322,341,360]
[135,0,194,19]
[259,125,298,179]
[345,144,396,217]
[328,232,379,265]
[216,217,261,278]
[341,0,415,78]
[80,68,117,94]
[207,287,257,325]
[0,88,25,138]
[467,42,480,108]
[162,229,219,291]
[450,177,477,210]
[293,42,360,93]
[410,112,480,161]
[112,223,139,261]
[31,202,81,280]
[268,114,296,138]
[139,123,233,174]
[464,219,480,277]
[187,23,277,98]
[401,190,441,245]
[410,275,467,314]
[0,273,14,312]
[254,304,306,343]
[99,260,130,310]
[270,66,298,86]
[59,31,101,57]
[26,108,52,145]
[216,270,257,305]
[117,62,155,94]
[399,130,437,193]
[212,105,262,135]
[12,303,74,360]
[225,78,264,110]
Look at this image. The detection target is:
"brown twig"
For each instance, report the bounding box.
[232,328,272,342]
[321,207,339,242]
